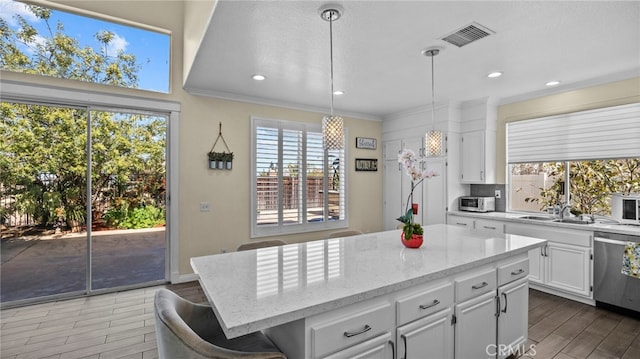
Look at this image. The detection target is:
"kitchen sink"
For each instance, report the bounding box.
[518,215,555,221]
[553,218,592,225]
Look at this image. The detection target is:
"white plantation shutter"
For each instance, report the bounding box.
[507,103,640,163]
[255,126,279,225]
[252,117,347,237]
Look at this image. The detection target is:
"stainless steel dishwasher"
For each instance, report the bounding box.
[594,231,640,314]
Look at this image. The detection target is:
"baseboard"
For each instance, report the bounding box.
[172,273,199,284]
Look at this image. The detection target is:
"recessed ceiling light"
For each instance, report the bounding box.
[487,72,502,78]
[545,80,560,86]
[252,74,266,81]
[333,90,344,95]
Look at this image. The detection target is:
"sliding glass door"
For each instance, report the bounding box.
[89,109,167,290]
[1,101,168,305]
[1,102,89,302]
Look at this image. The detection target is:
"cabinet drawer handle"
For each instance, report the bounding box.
[456,222,468,226]
[472,281,489,290]
[419,299,440,310]
[343,324,371,338]
[511,269,524,276]
[484,226,496,230]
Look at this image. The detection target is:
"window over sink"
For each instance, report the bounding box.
[506,103,640,216]
[508,160,640,216]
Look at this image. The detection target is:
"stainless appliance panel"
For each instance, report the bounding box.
[594,231,640,313]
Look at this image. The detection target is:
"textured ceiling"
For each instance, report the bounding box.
[184,1,640,120]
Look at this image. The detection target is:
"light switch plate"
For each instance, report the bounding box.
[199,202,210,212]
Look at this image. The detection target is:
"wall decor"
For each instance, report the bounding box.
[355,158,378,172]
[356,137,377,150]
[208,122,234,170]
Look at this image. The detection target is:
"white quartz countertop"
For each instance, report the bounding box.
[448,211,640,236]
[190,224,546,339]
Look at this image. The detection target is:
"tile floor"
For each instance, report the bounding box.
[1,283,638,359]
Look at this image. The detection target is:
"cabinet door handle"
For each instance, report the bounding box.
[484,226,496,230]
[343,324,371,338]
[456,222,468,226]
[472,281,489,290]
[401,334,408,359]
[389,340,396,359]
[495,294,501,318]
[502,292,508,313]
[540,247,544,257]
[419,299,440,310]
[511,269,524,276]
[544,245,549,257]
[481,171,484,181]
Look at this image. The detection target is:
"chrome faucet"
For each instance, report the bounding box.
[555,202,571,220]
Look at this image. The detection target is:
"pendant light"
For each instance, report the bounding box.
[423,47,445,157]
[321,7,344,150]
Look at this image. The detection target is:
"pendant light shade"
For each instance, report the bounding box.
[425,130,444,157]
[321,7,344,150]
[323,115,344,150]
[424,48,445,157]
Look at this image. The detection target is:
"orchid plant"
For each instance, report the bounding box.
[396,149,439,239]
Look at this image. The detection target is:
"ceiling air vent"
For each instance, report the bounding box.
[441,22,494,48]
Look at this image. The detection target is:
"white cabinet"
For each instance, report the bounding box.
[545,242,591,296]
[497,278,529,359]
[323,333,394,359]
[453,257,530,359]
[460,130,495,184]
[527,247,544,283]
[395,281,454,359]
[475,219,505,235]
[383,140,403,231]
[505,222,593,299]
[397,308,453,359]
[454,291,497,359]
[266,255,533,359]
[446,215,504,235]
[311,302,393,358]
[453,268,498,359]
[496,258,530,359]
[447,214,474,229]
[383,138,447,230]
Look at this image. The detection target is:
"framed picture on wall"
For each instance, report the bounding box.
[355,158,378,171]
[356,137,377,150]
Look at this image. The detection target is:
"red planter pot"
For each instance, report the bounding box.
[401,233,424,248]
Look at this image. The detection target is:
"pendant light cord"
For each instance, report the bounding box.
[329,11,335,116]
[430,52,435,130]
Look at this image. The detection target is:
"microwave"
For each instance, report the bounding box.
[459,196,495,212]
[612,193,640,223]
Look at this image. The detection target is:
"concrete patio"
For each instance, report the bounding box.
[1,227,166,303]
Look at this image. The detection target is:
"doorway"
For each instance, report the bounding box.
[1,102,168,305]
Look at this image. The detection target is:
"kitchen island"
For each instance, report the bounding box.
[191,224,546,358]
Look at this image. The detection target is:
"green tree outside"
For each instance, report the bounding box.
[0,4,165,232]
[515,159,640,215]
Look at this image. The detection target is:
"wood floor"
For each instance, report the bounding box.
[1,283,639,359]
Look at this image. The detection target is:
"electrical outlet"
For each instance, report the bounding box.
[495,190,502,199]
[199,202,210,212]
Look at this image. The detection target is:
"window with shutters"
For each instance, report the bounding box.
[251,117,346,237]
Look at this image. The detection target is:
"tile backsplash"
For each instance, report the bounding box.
[470,184,506,212]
